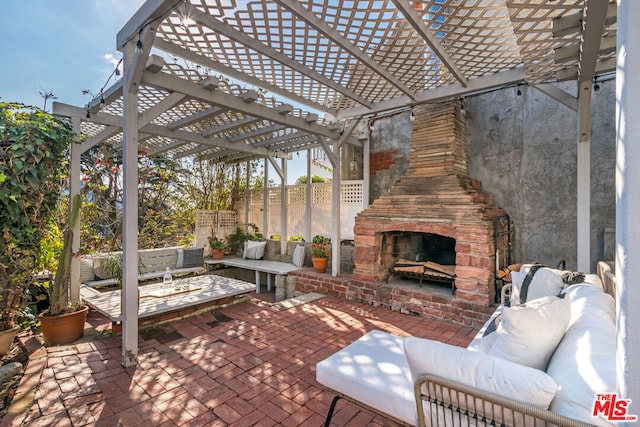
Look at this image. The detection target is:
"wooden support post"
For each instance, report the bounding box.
[576,80,591,272]
[69,117,81,302]
[121,44,139,368]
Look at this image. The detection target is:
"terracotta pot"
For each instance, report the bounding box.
[0,326,19,356]
[312,257,328,273]
[211,248,225,260]
[39,305,88,346]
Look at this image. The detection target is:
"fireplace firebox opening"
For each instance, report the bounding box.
[381,232,456,292]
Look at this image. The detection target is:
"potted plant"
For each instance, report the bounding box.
[39,194,89,345]
[208,235,227,260]
[0,102,77,353]
[311,235,331,273]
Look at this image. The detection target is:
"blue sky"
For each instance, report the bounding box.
[0,0,145,110]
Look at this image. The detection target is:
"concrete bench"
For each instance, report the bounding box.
[205,257,300,294]
[82,247,206,288]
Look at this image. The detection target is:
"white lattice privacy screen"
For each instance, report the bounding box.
[237,180,365,240]
[194,210,238,250]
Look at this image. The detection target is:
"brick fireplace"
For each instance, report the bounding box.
[353,102,506,307]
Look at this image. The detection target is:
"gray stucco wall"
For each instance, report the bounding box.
[369,111,412,201]
[369,80,616,272]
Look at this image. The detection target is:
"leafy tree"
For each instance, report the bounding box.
[0,102,76,329]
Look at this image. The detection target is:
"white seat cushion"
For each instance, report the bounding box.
[316,330,417,426]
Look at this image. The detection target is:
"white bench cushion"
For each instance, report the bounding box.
[316,330,417,426]
[404,337,558,411]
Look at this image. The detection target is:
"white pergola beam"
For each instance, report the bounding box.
[142,71,346,141]
[53,102,289,159]
[167,105,226,130]
[116,0,176,50]
[201,116,259,137]
[578,0,610,84]
[556,58,616,82]
[148,139,185,157]
[555,35,617,63]
[138,92,186,127]
[318,138,338,167]
[154,39,336,117]
[87,80,123,113]
[184,3,373,109]
[267,156,284,180]
[124,25,156,94]
[141,123,289,158]
[391,0,468,87]
[273,0,416,100]
[336,118,361,149]
[338,67,525,120]
[80,126,122,153]
[532,83,578,111]
[553,2,616,38]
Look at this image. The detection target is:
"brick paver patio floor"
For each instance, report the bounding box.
[7,293,478,426]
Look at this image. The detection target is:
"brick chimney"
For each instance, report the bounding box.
[353,102,506,306]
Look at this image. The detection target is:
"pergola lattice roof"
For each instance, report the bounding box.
[54,0,616,164]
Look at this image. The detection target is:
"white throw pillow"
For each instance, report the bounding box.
[404,337,558,412]
[176,248,184,268]
[79,256,96,283]
[292,244,305,267]
[243,240,267,260]
[487,295,571,370]
[510,264,567,305]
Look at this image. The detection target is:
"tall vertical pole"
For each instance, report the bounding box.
[263,158,269,239]
[363,130,371,208]
[616,0,640,414]
[281,158,288,254]
[244,161,250,230]
[576,81,592,272]
[121,44,139,367]
[306,149,312,241]
[69,117,82,302]
[331,146,341,277]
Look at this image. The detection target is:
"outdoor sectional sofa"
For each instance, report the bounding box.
[80,246,206,288]
[317,263,617,426]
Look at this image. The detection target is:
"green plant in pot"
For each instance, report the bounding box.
[0,102,77,353]
[39,194,89,346]
[311,235,331,273]
[208,234,227,260]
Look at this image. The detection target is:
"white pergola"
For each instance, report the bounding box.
[52,0,639,407]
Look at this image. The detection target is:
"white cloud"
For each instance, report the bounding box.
[103,53,123,75]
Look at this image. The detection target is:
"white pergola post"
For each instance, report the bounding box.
[263,158,269,238]
[576,81,591,272]
[363,128,371,208]
[331,146,341,277]
[280,158,288,254]
[616,0,640,413]
[121,45,140,367]
[244,160,250,230]
[305,149,312,241]
[69,117,82,302]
